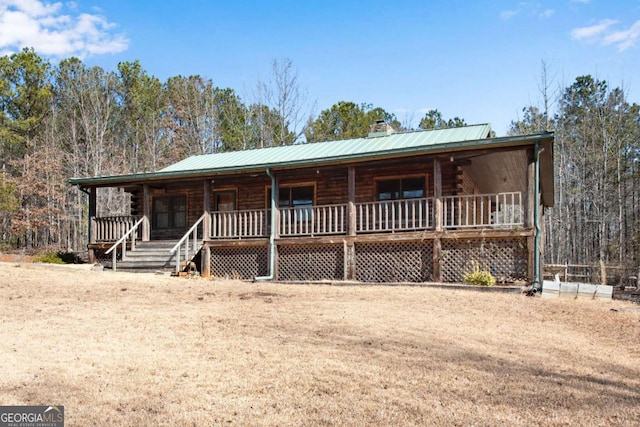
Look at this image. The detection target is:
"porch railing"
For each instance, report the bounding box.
[280,204,347,236]
[356,197,434,233]
[171,213,207,274]
[91,192,524,248]
[104,216,145,272]
[211,209,269,238]
[93,215,141,242]
[443,192,523,229]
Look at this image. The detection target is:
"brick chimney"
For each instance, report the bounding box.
[368,120,396,137]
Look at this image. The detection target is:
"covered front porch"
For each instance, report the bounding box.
[86,146,539,282]
[90,191,531,282]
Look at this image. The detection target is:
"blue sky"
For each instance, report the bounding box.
[1,0,639,135]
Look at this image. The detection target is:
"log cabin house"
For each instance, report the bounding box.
[69,123,554,287]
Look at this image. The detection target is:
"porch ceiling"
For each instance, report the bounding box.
[462,140,555,207]
[462,150,529,194]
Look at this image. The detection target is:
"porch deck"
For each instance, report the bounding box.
[89,192,530,283]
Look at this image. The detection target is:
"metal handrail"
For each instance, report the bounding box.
[170,213,207,274]
[105,216,145,272]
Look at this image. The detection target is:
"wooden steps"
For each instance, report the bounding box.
[104,240,178,272]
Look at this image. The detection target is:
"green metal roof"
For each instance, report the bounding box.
[160,124,493,173]
[69,124,553,189]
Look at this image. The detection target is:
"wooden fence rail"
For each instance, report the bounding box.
[544,263,639,287]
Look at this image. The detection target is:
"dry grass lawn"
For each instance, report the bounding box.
[0,262,639,426]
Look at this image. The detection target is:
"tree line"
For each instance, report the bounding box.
[509,66,640,274]
[1,49,638,273]
[0,49,453,251]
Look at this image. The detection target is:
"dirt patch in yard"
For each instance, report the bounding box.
[0,262,638,426]
[0,252,34,263]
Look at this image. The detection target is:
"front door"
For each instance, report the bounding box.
[213,190,237,237]
[152,195,187,238]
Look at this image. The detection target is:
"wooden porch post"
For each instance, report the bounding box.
[142,184,150,241]
[346,166,356,280]
[273,177,280,239]
[201,244,211,278]
[525,148,535,228]
[348,166,356,236]
[433,159,443,282]
[434,159,443,232]
[202,179,212,278]
[88,187,97,264]
[526,148,536,282]
[203,179,211,238]
[272,174,279,279]
[88,187,97,243]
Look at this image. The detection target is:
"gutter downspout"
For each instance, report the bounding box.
[255,168,276,281]
[533,140,541,291]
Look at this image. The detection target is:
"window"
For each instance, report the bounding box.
[376,176,425,201]
[153,195,186,229]
[273,185,315,226]
[214,190,236,212]
[277,185,314,208]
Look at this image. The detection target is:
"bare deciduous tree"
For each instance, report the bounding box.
[256,58,315,145]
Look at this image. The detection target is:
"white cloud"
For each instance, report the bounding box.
[540,9,555,19]
[500,9,519,20]
[500,4,554,21]
[0,0,128,58]
[4,0,61,17]
[571,18,640,51]
[603,19,640,51]
[571,19,617,40]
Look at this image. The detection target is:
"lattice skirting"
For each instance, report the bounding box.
[355,241,433,283]
[210,246,269,280]
[278,244,344,281]
[441,237,528,283]
[92,248,119,264]
[207,237,529,283]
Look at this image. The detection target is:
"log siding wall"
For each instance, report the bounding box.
[128,156,476,240]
